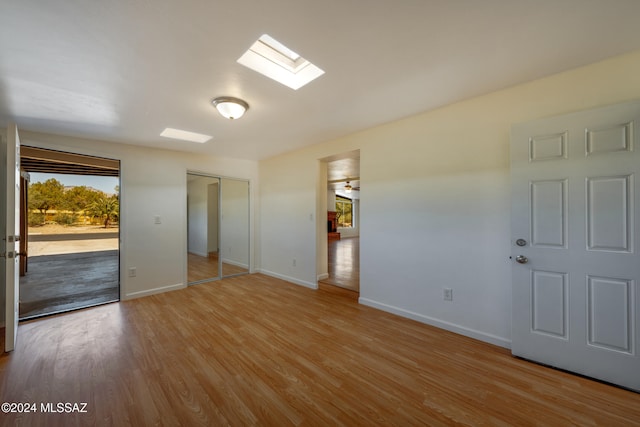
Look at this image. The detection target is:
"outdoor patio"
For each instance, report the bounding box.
[20,226,119,319]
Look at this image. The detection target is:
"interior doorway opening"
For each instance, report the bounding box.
[320,151,360,293]
[19,146,120,320]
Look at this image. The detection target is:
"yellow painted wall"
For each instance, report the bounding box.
[258,49,640,346]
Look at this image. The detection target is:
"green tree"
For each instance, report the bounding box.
[63,186,103,215]
[335,196,353,227]
[88,196,119,228]
[28,178,65,220]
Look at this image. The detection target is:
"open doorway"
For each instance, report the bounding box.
[320,151,360,293]
[19,146,120,319]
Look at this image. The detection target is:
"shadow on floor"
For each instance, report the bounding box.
[19,250,119,319]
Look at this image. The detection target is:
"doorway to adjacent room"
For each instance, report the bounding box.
[320,151,360,293]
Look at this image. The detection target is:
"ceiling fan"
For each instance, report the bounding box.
[328,177,360,193]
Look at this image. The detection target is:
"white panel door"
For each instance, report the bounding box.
[511,101,640,391]
[3,122,21,352]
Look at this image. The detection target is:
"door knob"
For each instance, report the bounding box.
[515,255,528,264]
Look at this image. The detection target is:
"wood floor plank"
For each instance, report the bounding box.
[319,236,359,292]
[1,273,639,426]
[188,252,249,283]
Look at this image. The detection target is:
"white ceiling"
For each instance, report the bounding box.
[327,152,360,197]
[2,1,640,161]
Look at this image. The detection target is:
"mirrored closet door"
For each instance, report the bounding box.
[220,178,250,277]
[187,173,221,284]
[187,173,250,284]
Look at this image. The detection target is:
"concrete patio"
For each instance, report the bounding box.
[20,227,119,319]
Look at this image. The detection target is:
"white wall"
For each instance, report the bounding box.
[327,191,336,212]
[187,177,209,257]
[258,49,640,347]
[10,131,257,301]
[260,157,319,287]
[220,178,250,269]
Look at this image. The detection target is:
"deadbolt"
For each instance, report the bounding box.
[516,238,527,247]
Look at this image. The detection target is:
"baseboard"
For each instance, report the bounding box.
[258,269,318,290]
[188,250,208,257]
[222,258,249,269]
[317,273,329,281]
[123,282,185,300]
[358,297,511,349]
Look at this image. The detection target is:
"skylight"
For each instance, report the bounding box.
[160,128,212,143]
[238,34,324,90]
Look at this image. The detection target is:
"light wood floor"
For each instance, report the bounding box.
[188,252,248,283]
[1,274,639,426]
[188,252,220,283]
[320,236,359,292]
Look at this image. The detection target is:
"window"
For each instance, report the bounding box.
[336,195,353,228]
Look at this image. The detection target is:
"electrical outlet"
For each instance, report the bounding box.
[129,267,137,278]
[443,288,453,301]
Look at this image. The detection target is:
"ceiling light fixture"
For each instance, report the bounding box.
[212,96,249,120]
[344,181,352,194]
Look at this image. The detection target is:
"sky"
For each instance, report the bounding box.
[30,172,119,195]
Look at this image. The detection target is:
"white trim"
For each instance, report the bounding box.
[317,273,329,281]
[221,258,249,269]
[258,269,318,290]
[123,282,185,300]
[358,297,511,349]
[189,250,208,258]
